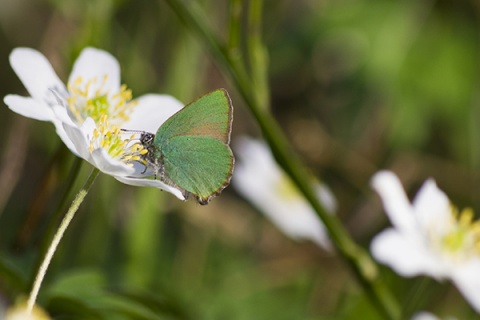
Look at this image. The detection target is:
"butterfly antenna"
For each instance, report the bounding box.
[120,128,147,134]
[120,129,148,147]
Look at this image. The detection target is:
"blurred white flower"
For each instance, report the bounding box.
[233,136,336,249]
[371,170,480,313]
[411,311,457,320]
[4,302,51,320]
[4,47,185,200]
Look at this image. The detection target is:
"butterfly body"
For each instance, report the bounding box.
[140,89,234,205]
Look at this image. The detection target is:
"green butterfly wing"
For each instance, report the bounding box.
[161,136,234,204]
[156,89,232,143]
[154,89,234,204]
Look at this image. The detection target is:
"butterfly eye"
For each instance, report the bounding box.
[140,133,155,146]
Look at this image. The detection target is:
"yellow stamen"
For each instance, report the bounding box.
[66,76,137,126]
[438,205,480,260]
[275,174,301,200]
[88,116,149,167]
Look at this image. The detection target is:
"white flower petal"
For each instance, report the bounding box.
[411,312,440,320]
[371,171,417,232]
[50,118,77,155]
[233,136,334,249]
[452,261,480,312]
[90,148,135,176]
[413,179,451,233]
[115,176,185,200]
[51,104,75,127]
[68,47,120,95]
[4,96,80,155]
[4,95,54,121]
[123,94,184,133]
[315,184,337,214]
[235,136,280,180]
[62,122,91,159]
[4,302,51,320]
[370,229,447,278]
[9,48,66,104]
[237,174,330,247]
[63,118,135,176]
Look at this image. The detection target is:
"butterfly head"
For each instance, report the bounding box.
[139,132,155,148]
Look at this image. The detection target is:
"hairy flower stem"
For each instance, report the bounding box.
[27,167,100,313]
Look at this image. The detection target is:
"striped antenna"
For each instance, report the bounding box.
[120,128,148,134]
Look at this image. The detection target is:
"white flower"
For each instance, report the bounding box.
[4,47,185,200]
[232,136,336,249]
[371,170,480,313]
[4,302,51,320]
[411,311,457,320]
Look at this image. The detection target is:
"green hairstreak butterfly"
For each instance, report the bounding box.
[133,89,234,205]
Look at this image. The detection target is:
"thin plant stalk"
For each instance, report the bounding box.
[27,167,100,313]
[227,0,242,59]
[247,0,269,110]
[164,0,400,318]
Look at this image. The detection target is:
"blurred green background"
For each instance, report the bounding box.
[0,0,479,318]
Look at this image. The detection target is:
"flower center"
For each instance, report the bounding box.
[436,206,480,261]
[67,76,137,125]
[89,115,148,166]
[276,174,302,200]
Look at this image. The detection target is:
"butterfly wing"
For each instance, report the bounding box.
[161,136,234,204]
[154,89,234,204]
[155,89,232,143]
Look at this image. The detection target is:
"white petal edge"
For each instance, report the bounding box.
[233,136,334,249]
[123,94,184,133]
[68,47,120,95]
[63,120,145,177]
[451,261,480,313]
[115,176,186,200]
[62,122,92,160]
[315,183,337,214]
[90,148,136,176]
[411,312,440,320]
[51,104,76,127]
[370,229,447,279]
[50,118,78,156]
[249,181,331,248]
[371,170,417,232]
[234,137,279,179]
[4,95,54,121]
[9,48,66,103]
[413,179,452,233]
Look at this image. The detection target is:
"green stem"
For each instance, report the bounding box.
[226,0,249,96]
[165,0,251,106]
[227,0,242,57]
[247,0,269,110]
[27,167,100,313]
[164,1,400,319]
